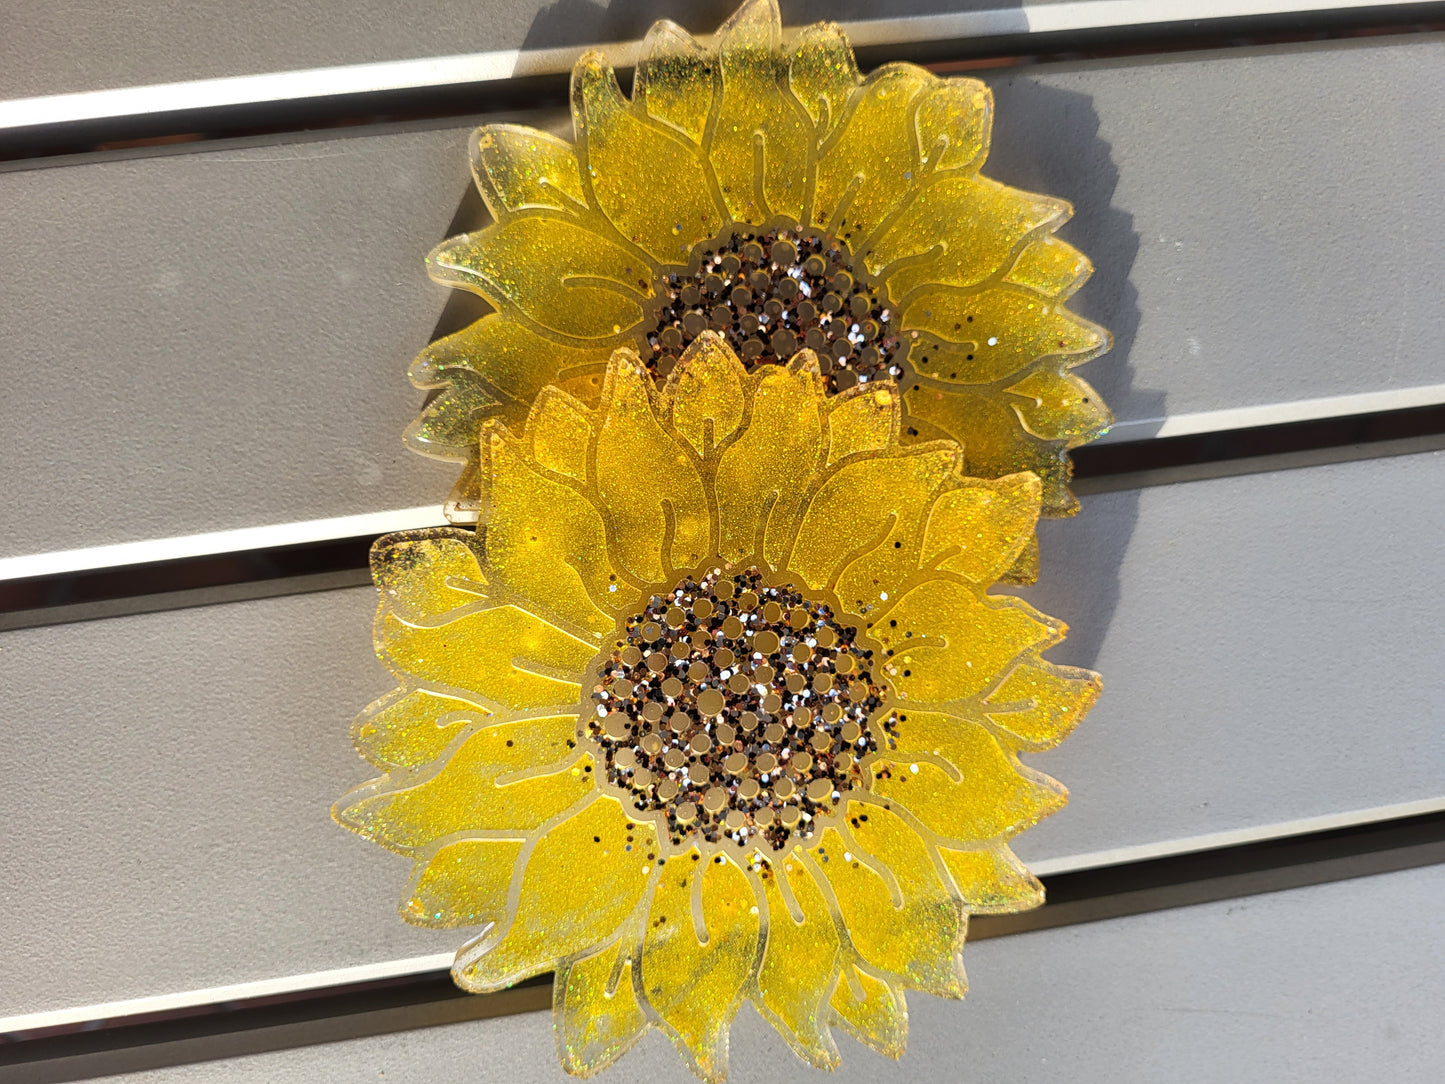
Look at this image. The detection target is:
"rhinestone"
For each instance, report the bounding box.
[755,752,778,774]
[690,732,712,755]
[676,802,698,824]
[739,778,761,800]
[806,778,833,802]
[792,752,813,773]
[661,677,683,698]
[647,651,668,672]
[696,689,726,717]
[724,752,749,774]
[764,723,786,744]
[774,777,796,799]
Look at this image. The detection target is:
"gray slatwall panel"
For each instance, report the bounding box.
[2,36,1442,559]
[66,864,1445,1083]
[3,451,1441,1018]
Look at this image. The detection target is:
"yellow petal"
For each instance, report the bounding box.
[352,686,488,770]
[810,806,965,997]
[1008,367,1113,443]
[790,447,959,600]
[756,853,842,1068]
[485,424,626,635]
[556,938,649,1075]
[920,473,1041,585]
[913,78,992,174]
[470,124,585,219]
[429,216,647,342]
[872,727,1067,843]
[667,331,748,457]
[714,361,824,565]
[1005,233,1093,299]
[371,529,488,624]
[593,352,710,581]
[937,843,1044,914]
[454,795,657,991]
[404,371,502,460]
[902,287,1109,384]
[635,20,715,143]
[641,849,760,1082]
[1001,532,1040,586]
[402,837,523,928]
[871,176,1067,296]
[527,387,592,483]
[829,964,906,1059]
[710,0,809,223]
[787,22,859,141]
[812,63,933,241]
[825,383,899,465]
[874,578,1061,704]
[985,655,1101,750]
[573,53,719,264]
[334,717,592,852]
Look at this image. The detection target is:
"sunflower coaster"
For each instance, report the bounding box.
[337,1,1109,1079]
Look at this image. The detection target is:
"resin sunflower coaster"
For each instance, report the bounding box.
[337,335,1099,1080]
[407,0,1112,572]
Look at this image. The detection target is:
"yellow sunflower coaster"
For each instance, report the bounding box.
[408,0,1112,556]
[337,335,1099,1080]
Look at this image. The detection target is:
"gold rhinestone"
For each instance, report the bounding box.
[792,751,813,773]
[716,723,737,745]
[620,645,643,666]
[764,723,785,744]
[822,703,843,723]
[793,706,813,726]
[739,591,759,610]
[725,810,746,830]
[835,752,853,772]
[642,622,662,642]
[762,693,782,713]
[715,648,736,668]
[604,715,630,740]
[740,711,760,732]
[690,732,712,755]
[806,778,833,802]
[724,752,749,774]
[696,688,726,717]
[693,598,714,620]
[703,787,727,813]
[728,673,751,694]
[739,778,761,800]
[687,660,709,682]
[785,673,806,693]
[755,806,775,826]
[753,630,780,654]
[810,731,832,752]
[755,752,778,773]
[762,601,783,623]
[722,616,743,638]
[664,749,686,769]
[815,627,837,648]
[792,643,812,664]
[780,805,801,827]
[690,763,712,786]
[690,631,711,650]
[641,701,664,723]
[754,664,775,683]
[658,778,680,801]
[789,607,811,630]
[641,734,664,755]
[666,606,686,628]
[841,722,862,742]
[835,653,855,674]
[669,712,690,734]
[612,679,634,698]
[633,767,654,787]
[676,802,698,824]
[661,677,683,698]
[670,640,690,660]
[813,673,833,693]
[647,652,668,672]
[715,580,735,600]
[615,748,637,768]
[774,777,796,799]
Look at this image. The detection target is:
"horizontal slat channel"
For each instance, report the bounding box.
[2,451,1440,1021]
[6,865,1440,1082]
[1,35,1442,563]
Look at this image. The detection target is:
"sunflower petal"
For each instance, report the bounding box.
[635,20,715,143]
[527,387,592,482]
[871,732,1067,844]
[1005,233,1094,299]
[429,217,647,342]
[710,0,809,223]
[371,529,487,623]
[485,423,625,634]
[812,64,933,241]
[402,837,523,928]
[714,362,824,565]
[556,938,649,1075]
[985,656,1101,750]
[937,843,1045,914]
[756,854,842,1068]
[406,371,503,459]
[829,964,906,1059]
[788,22,859,141]
[870,176,1067,296]
[790,447,959,599]
[1008,368,1113,443]
[641,850,761,1082]
[574,52,718,264]
[334,718,592,852]
[810,807,965,997]
[668,331,748,456]
[593,352,710,581]
[1001,533,1040,586]
[825,383,899,465]
[875,578,1061,704]
[920,473,1041,585]
[352,686,488,771]
[913,78,992,174]
[454,796,657,991]
[471,125,585,220]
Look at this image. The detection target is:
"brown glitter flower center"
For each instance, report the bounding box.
[643,224,900,394]
[584,566,888,850]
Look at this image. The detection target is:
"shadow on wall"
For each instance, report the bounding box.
[984,74,1156,672]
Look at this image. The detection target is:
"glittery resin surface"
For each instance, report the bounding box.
[406,0,1113,559]
[336,335,1101,1081]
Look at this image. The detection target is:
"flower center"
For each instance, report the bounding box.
[585,566,888,850]
[643,224,901,394]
